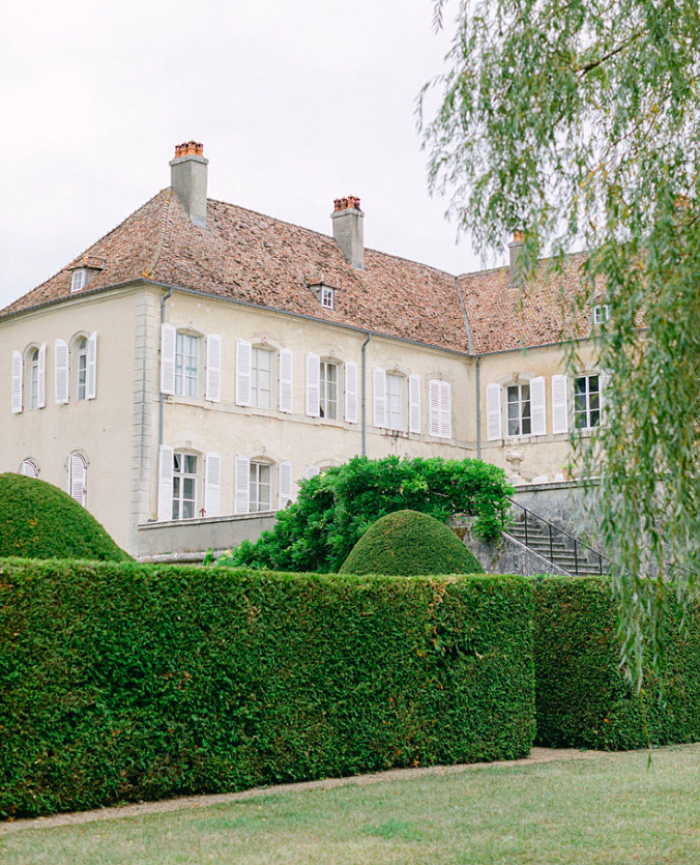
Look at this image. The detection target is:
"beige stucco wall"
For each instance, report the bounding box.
[150,289,478,523]
[0,289,143,550]
[478,341,601,483]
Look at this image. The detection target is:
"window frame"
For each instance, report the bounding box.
[172,451,199,520]
[320,286,335,310]
[27,346,40,411]
[385,372,404,431]
[76,336,88,401]
[174,332,200,398]
[249,461,272,513]
[592,304,611,326]
[506,382,532,437]
[250,345,274,409]
[319,360,339,420]
[71,269,87,293]
[574,374,601,431]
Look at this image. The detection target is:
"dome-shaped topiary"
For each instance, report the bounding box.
[339,509,484,576]
[0,473,132,561]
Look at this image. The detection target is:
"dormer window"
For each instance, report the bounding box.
[593,304,610,325]
[71,269,87,293]
[321,286,334,310]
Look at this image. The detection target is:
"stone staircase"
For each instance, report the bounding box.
[505,507,608,576]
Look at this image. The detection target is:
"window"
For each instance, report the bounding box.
[76,337,88,401]
[386,373,403,431]
[320,361,338,419]
[28,348,40,411]
[507,383,532,436]
[574,375,601,430]
[69,452,87,507]
[71,269,87,293]
[251,347,273,408]
[173,452,198,519]
[593,304,610,325]
[250,462,272,512]
[175,333,199,397]
[20,459,38,478]
[320,286,334,309]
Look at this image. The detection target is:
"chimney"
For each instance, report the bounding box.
[509,230,525,287]
[170,141,208,227]
[331,196,364,269]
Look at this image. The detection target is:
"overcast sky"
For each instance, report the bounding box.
[0,0,499,311]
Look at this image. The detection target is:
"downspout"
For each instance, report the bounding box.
[455,276,481,457]
[158,287,173,447]
[361,332,372,456]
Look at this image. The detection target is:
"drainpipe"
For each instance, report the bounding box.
[361,332,372,456]
[158,287,172,447]
[476,355,482,459]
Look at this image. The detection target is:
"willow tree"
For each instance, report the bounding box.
[421,0,700,688]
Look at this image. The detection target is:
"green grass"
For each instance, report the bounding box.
[3,746,700,864]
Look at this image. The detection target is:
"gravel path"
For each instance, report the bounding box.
[1,747,611,836]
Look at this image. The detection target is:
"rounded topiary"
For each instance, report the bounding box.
[0,473,132,562]
[339,509,484,576]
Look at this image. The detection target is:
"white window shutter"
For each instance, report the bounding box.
[86,332,97,400]
[429,380,440,436]
[205,335,222,403]
[157,445,174,521]
[345,361,358,423]
[408,374,421,434]
[600,371,611,425]
[305,352,320,417]
[486,383,502,441]
[160,323,176,395]
[69,453,87,507]
[36,344,46,408]
[204,452,222,517]
[305,464,320,480]
[234,454,251,514]
[440,381,452,438]
[530,376,546,436]
[279,349,293,413]
[11,350,22,414]
[54,339,69,404]
[551,375,569,435]
[236,339,253,406]
[373,367,386,428]
[21,459,38,478]
[278,460,293,509]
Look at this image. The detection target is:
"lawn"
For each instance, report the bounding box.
[2,746,699,865]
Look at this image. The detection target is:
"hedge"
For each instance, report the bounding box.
[339,509,484,576]
[0,560,535,818]
[0,472,131,562]
[532,576,700,750]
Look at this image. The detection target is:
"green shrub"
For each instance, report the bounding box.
[0,473,131,562]
[0,559,534,818]
[532,576,700,750]
[229,455,512,573]
[339,509,484,576]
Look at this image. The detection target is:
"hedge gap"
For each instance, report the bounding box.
[0,560,535,818]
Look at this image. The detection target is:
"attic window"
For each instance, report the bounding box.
[320,286,334,310]
[71,269,87,293]
[592,304,610,325]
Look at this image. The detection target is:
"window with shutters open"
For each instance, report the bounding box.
[249,461,272,512]
[574,374,601,430]
[173,452,199,519]
[320,361,339,419]
[175,333,200,397]
[385,373,403,431]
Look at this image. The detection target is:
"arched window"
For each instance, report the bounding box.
[23,344,45,411]
[76,337,88,401]
[68,452,87,507]
[20,459,38,478]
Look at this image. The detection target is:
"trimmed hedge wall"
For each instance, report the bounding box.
[533,576,700,750]
[0,560,535,818]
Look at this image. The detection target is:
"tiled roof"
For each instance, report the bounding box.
[458,253,592,353]
[0,188,593,354]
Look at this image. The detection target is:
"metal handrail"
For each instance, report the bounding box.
[504,497,611,576]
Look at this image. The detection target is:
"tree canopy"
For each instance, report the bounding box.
[421,0,700,687]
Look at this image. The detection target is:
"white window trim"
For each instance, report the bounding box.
[573,373,602,431]
[320,286,334,309]
[71,269,87,293]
